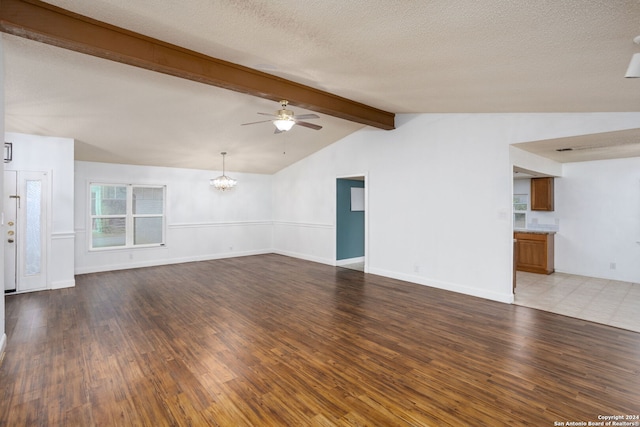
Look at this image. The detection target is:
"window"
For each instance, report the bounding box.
[513,194,528,229]
[90,183,165,250]
[513,194,528,212]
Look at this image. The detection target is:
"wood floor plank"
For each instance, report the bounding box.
[0,254,638,426]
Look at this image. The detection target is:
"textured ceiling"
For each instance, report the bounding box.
[4,35,362,174]
[4,0,640,173]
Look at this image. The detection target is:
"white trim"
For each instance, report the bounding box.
[335,172,369,273]
[78,220,274,233]
[272,249,335,266]
[368,267,515,304]
[170,220,272,229]
[74,249,271,275]
[88,183,167,250]
[273,221,333,229]
[336,172,368,180]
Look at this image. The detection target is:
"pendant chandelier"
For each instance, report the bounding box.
[210,151,237,191]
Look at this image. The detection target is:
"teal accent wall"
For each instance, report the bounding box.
[336,178,365,260]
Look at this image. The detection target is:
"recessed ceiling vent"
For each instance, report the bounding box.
[555,140,640,152]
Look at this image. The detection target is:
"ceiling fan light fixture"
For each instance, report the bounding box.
[625,52,640,78]
[625,35,640,78]
[210,152,237,191]
[241,100,321,133]
[274,118,295,131]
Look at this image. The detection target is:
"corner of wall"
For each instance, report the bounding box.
[51,280,76,290]
[0,334,6,363]
[368,266,515,304]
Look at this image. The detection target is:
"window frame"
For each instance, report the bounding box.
[89,182,166,251]
[513,193,528,229]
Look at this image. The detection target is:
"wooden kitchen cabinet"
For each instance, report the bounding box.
[531,177,554,211]
[514,232,554,274]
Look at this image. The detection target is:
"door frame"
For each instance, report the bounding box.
[3,169,50,293]
[3,170,17,292]
[336,172,369,273]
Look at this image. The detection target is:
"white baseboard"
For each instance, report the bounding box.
[74,249,272,275]
[71,249,513,304]
[368,267,514,304]
[271,249,335,266]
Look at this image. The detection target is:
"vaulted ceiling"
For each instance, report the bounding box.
[3,0,640,173]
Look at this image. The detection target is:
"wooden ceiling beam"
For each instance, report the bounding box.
[0,0,395,130]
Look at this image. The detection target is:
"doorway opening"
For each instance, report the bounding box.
[336,175,367,272]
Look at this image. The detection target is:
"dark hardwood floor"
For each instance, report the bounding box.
[1,254,638,426]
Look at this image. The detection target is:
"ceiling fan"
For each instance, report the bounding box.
[241,100,322,133]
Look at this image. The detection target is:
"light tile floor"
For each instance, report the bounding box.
[515,271,640,333]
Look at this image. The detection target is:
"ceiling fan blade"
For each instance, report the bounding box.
[295,120,323,130]
[247,101,322,132]
[294,114,320,120]
[241,119,273,126]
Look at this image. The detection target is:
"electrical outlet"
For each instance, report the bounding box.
[610,262,616,270]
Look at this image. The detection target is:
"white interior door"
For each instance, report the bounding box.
[4,171,18,292]
[4,171,49,292]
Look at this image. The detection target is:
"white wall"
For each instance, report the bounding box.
[75,161,273,273]
[273,113,640,303]
[4,132,76,290]
[274,114,516,302]
[510,145,563,177]
[554,157,640,282]
[5,112,639,308]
